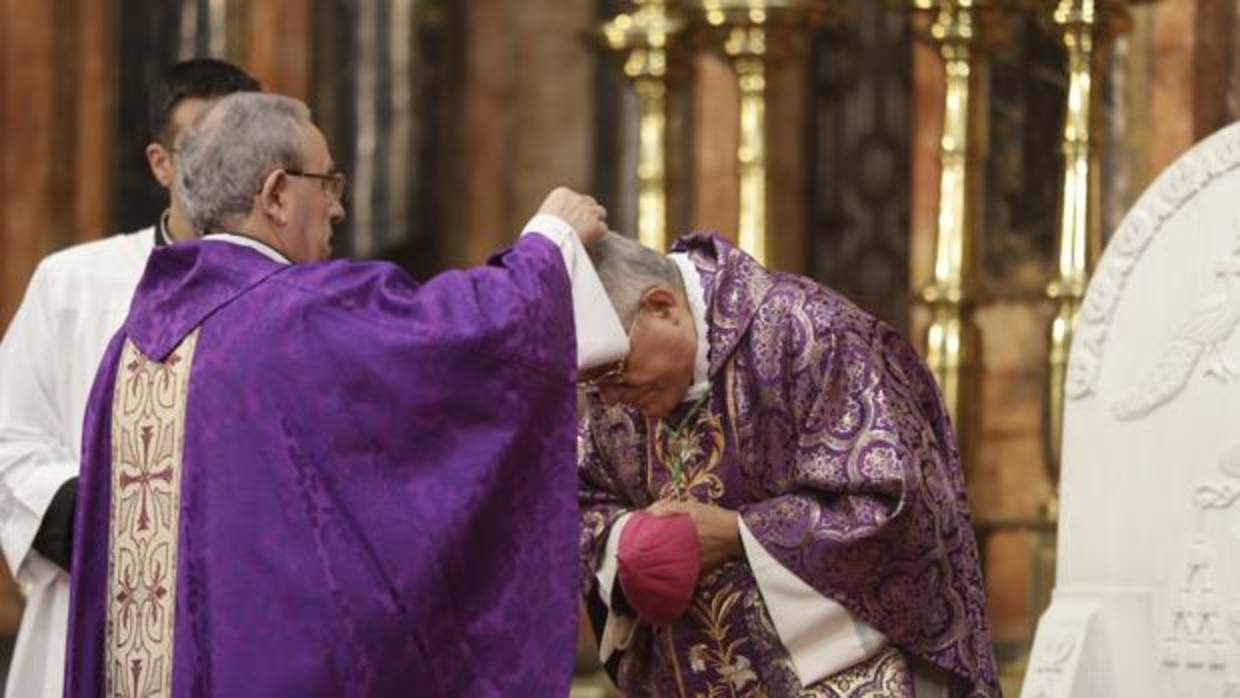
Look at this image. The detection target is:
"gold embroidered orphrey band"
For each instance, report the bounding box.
[105,330,199,698]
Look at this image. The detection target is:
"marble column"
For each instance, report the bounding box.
[687,1,831,269]
[247,0,314,101]
[691,53,741,243]
[458,0,512,266]
[0,0,57,331]
[1148,0,1230,175]
[1,0,114,329]
[458,0,595,266]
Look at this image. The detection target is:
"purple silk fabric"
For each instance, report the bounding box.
[66,236,580,696]
[579,234,1000,697]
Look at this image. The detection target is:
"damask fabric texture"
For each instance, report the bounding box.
[579,234,1000,697]
[65,236,580,697]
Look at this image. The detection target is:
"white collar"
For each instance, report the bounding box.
[668,253,710,402]
[157,210,174,246]
[202,233,293,265]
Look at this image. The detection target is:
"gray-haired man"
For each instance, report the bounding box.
[64,92,627,697]
[579,232,1000,696]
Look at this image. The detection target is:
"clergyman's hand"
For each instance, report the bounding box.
[537,187,608,244]
[648,500,743,575]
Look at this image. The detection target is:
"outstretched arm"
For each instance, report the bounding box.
[520,187,626,371]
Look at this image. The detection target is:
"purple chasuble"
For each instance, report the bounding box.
[579,235,1000,697]
[66,235,579,697]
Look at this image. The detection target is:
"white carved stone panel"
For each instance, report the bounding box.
[1026,123,1240,698]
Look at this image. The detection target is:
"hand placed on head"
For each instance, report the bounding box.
[538,186,608,244]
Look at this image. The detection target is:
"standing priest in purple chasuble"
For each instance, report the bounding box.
[65,93,629,697]
[578,232,1001,697]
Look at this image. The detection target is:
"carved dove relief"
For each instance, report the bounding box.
[1112,217,1240,421]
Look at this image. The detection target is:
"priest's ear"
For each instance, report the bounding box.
[145,143,176,189]
[639,287,681,320]
[257,169,292,228]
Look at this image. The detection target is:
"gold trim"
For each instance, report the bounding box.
[1043,0,1125,502]
[903,0,996,470]
[105,330,200,698]
[734,50,767,264]
[599,0,684,252]
[663,624,689,698]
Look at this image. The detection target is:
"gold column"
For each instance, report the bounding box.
[602,1,685,252]
[731,28,767,263]
[1042,0,1132,509]
[693,0,836,265]
[904,0,994,456]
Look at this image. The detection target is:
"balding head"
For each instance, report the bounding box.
[584,232,697,418]
[586,232,685,326]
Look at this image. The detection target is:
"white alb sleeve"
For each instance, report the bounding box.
[0,264,79,592]
[521,214,628,371]
[593,512,636,662]
[739,518,889,686]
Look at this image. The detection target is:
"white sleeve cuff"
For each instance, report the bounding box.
[739,518,888,686]
[521,214,628,372]
[0,456,76,585]
[521,213,575,247]
[595,512,636,662]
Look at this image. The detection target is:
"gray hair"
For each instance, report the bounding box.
[585,232,685,325]
[176,93,312,235]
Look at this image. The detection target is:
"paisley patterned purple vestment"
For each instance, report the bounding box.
[66,235,580,697]
[579,235,1000,697]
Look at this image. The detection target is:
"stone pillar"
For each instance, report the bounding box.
[247,0,314,101]
[1149,0,1230,175]
[72,0,116,245]
[690,53,741,243]
[0,1,57,332]
[457,0,595,266]
[458,0,513,266]
[687,0,834,269]
[1,0,114,329]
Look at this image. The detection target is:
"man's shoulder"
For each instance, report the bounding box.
[758,272,881,339]
[242,259,415,321]
[206,260,417,359]
[269,258,404,297]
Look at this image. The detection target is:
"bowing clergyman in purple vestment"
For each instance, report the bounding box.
[578,233,1001,697]
[65,92,629,697]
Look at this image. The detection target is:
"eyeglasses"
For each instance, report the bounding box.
[286,169,348,202]
[578,357,627,391]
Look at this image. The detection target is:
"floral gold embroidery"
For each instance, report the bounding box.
[799,646,912,697]
[651,407,726,503]
[686,579,757,698]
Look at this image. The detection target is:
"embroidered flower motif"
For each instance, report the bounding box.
[688,644,709,673]
[719,655,757,691]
